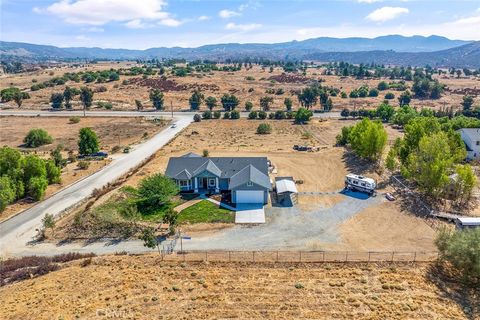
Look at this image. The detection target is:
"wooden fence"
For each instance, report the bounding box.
[161,250,439,263]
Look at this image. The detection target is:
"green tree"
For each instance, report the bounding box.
[78,127,99,155]
[258,110,267,119]
[50,93,64,109]
[257,123,272,134]
[205,96,217,110]
[135,99,143,111]
[193,114,201,122]
[260,96,274,111]
[50,145,66,168]
[202,110,212,119]
[149,89,164,110]
[28,176,48,201]
[377,81,389,91]
[454,164,477,204]
[248,111,258,119]
[189,90,204,110]
[42,213,56,236]
[139,227,159,252]
[348,118,387,162]
[336,126,352,146]
[376,103,395,122]
[230,110,240,119]
[136,173,179,213]
[13,90,27,107]
[461,95,474,111]
[403,132,458,197]
[384,92,395,100]
[398,90,411,107]
[392,105,418,127]
[435,227,480,283]
[23,129,53,148]
[23,155,47,184]
[0,176,16,212]
[45,160,61,184]
[80,87,93,114]
[63,86,78,109]
[297,87,317,109]
[294,107,313,124]
[220,94,239,111]
[245,101,253,111]
[284,97,293,111]
[340,108,350,118]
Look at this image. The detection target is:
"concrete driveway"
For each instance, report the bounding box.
[0,115,193,256]
[235,204,266,224]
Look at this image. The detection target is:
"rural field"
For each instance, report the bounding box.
[50,118,440,252]
[1,62,477,112]
[0,116,167,222]
[0,254,473,320]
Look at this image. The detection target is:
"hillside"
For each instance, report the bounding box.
[0,254,473,319]
[0,35,475,67]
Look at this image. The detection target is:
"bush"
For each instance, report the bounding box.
[245,101,253,111]
[258,110,267,119]
[0,176,16,212]
[230,110,240,119]
[213,111,221,119]
[45,160,61,184]
[294,107,313,124]
[384,92,395,100]
[223,111,230,119]
[248,111,258,119]
[268,112,275,119]
[78,127,99,155]
[69,116,81,124]
[77,161,90,170]
[368,88,379,97]
[28,176,48,201]
[436,227,480,284]
[23,129,53,148]
[137,173,179,213]
[202,110,212,119]
[336,126,352,146]
[274,110,286,120]
[377,81,389,91]
[256,123,272,134]
[193,114,201,122]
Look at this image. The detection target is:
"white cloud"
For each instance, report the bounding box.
[42,0,179,27]
[198,15,210,21]
[75,35,89,41]
[225,22,262,31]
[125,19,149,29]
[366,7,409,22]
[83,27,104,32]
[451,10,480,25]
[219,9,240,19]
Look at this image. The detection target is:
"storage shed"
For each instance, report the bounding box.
[455,217,480,230]
[275,177,298,206]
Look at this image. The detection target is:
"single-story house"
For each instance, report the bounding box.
[275,177,298,206]
[459,128,480,161]
[165,153,271,204]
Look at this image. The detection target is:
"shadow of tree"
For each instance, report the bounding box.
[341,150,378,176]
[426,263,480,320]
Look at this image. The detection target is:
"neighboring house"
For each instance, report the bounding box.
[459,128,480,161]
[165,153,271,204]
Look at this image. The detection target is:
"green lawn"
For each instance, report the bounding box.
[178,200,234,224]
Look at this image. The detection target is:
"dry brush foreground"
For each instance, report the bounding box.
[0,254,474,320]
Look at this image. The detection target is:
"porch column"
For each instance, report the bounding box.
[215,177,219,193]
[194,177,198,193]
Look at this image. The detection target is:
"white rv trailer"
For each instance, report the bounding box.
[345,173,376,195]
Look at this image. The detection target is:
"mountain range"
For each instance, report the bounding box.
[1,35,478,68]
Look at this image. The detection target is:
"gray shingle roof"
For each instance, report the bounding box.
[165,157,269,186]
[229,164,271,190]
[181,152,201,158]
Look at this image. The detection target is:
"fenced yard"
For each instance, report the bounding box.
[162,250,438,263]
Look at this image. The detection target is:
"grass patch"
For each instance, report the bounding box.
[178,200,234,224]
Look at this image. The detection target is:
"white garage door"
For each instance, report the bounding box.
[236,190,264,204]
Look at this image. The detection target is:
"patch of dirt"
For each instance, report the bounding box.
[339,201,437,252]
[297,194,346,211]
[0,255,470,319]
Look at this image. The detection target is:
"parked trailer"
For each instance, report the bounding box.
[345,174,376,195]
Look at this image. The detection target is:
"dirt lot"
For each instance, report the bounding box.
[0,116,165,153]
[0,255,472,319]
[1,62,477,112]
[0,116,167,222]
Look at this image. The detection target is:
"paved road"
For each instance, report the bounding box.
[0,109,341,118]
[0,115,193,256]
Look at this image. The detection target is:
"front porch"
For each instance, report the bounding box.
[177,176,220,194]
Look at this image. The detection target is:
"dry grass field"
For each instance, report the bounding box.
[0,254,473,320]
[1,62,477,112]
[0,116,167,222]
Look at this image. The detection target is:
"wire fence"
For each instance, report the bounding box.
[161,250,439,263]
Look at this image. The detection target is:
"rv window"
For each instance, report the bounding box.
[361,183,365,187]
[353,181,358,184]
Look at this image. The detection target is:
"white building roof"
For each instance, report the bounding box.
[276,178,298,194]
[456,217,480,226]
[459,128,480,142]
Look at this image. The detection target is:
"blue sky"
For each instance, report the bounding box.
[1,0,479,49]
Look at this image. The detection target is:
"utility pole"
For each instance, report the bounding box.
[171,101,173,119]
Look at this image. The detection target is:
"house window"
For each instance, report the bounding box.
[179,180,189,187]
[247,181,253,187]
[208,178,216,187]
[477,141,480,146]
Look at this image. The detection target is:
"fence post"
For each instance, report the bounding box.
[299,251,302,262]
[322,251,325,262]
[252,251,255,262]
[368,252,371,263]
[183,252,186,262]
[391,251,395,262]
[345,251,348,262]
[276,251,279,262]
[413,251,416,262]
[205,251,208,262]
[229,251,231,262]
